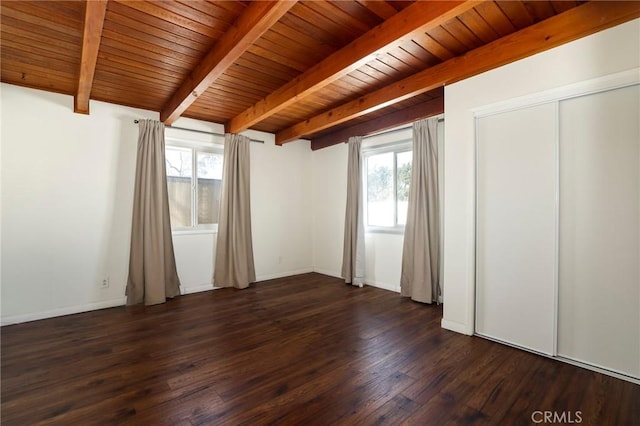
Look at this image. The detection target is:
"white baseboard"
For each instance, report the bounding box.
[256,267,314,282]
[312,268,342,279]
[441,318,473,335]
[312,269,401,293]
[181,283,217,294]
[365,280,400,293]
[1,297,127,326]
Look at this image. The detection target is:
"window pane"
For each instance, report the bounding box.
[166,147,192,228]
[367,152,394,227]
[396,151,412,226]
[197,152,223,225]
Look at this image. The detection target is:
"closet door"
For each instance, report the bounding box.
[558,84,640,378]
[476,103,557,355]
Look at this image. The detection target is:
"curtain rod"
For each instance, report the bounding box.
[133,120,264,144]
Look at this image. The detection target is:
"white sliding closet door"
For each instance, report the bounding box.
[476,103,557,355]
[558,84,640,379]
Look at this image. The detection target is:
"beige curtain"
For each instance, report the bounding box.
[126,119,181,305]
[401,117,440,303]
[214,134,256,289]
[341,136,365,287]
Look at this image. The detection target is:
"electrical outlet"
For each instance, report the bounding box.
[101,277,109,289]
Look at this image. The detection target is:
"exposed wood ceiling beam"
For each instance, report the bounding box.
[160,1,296,125]
[311,95,444,151]
[276,0,640,145]
[226,1,479,134]
[74,0,108,114]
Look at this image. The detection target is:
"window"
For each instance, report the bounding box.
[363,141,412,231]
[165,141,223,232]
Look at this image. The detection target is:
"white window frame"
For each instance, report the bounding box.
[165,137,223,235]
[362,138,412,234]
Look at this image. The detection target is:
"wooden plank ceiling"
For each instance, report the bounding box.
[2,1,639,149]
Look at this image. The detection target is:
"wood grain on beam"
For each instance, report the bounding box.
[160,1,296,125]
[74,0,108,114]
[227,1,478,133]
[311,96,444,151]
[276,1,640,145]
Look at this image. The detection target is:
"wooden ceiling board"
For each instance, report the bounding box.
[2,0,633,149]
[1,41,79,74]
[442,17,484,50]
[397,41,441,68]
[4,0,84,27]
[425,25,470,56]
[97,44,188,76]
[1,65,77,96]
[267,23,336,61]
[100,28,201,68]
[204,1,249,17]
[492,0,535,30]
[550,1,580,14]
[101,15,209,59]
[410,31,456,62]
[222,64,289,91]
[107,1,218,47]
[115,0,227,38]
[300,1,374,38]
[1,27,79,61]
[231,53,301,83]
[457,8,502,43]
[292,2,365,47]
[277,10,346,50]
[522,0,558,22]
[152,0,235,34]
[387,45,436,70]
[355,0,400,20]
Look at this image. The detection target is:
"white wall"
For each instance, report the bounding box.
[165,118,314,292]
[247,127,313,281]
[442,18,640,335]
[311,128,413,292]
[1,84,154,323]
[1,84,313,324]
[311,142,347,277]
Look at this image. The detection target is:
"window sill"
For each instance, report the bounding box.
[172,228,217,236]
[366,227,405,235]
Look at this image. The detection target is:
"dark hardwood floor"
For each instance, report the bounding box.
[2,273,638,425]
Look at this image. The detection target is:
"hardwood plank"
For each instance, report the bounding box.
[75,0,108,114]
[226,1,478,133]
[276,1,640,144]
[3,273,638,425]
[160,1,296,124]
